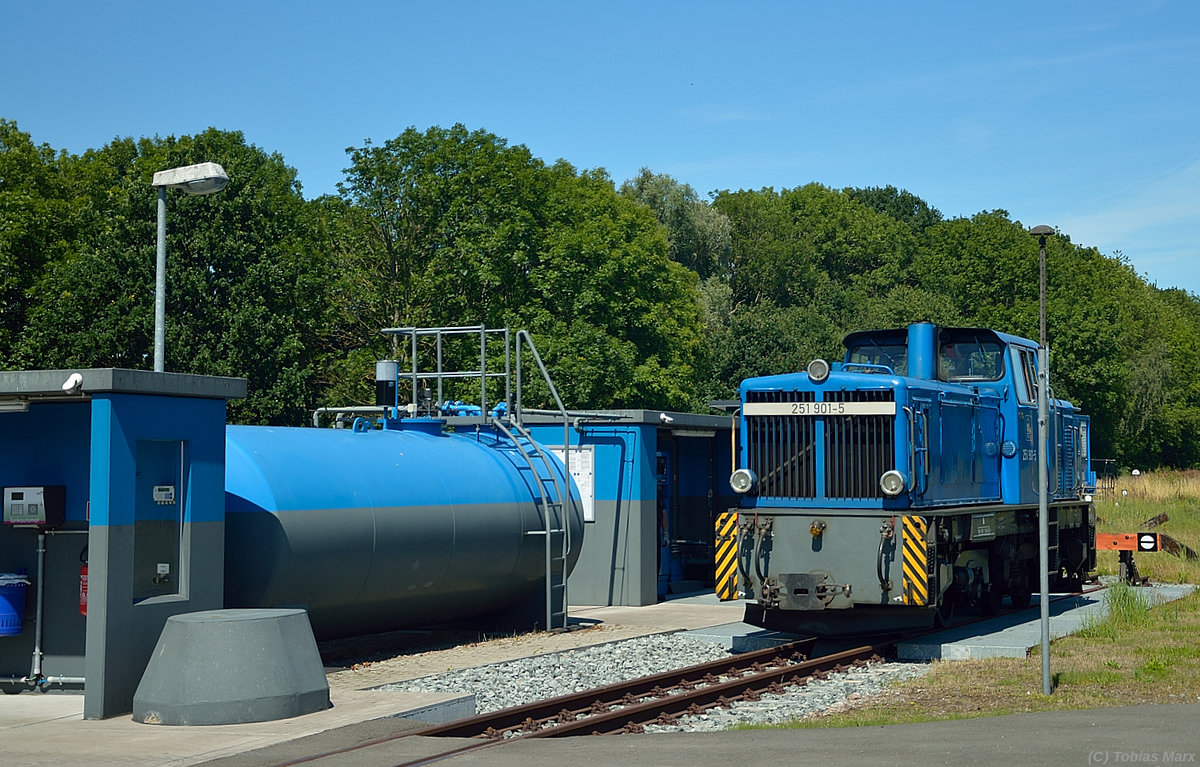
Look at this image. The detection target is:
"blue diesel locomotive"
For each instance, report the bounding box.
[730,322,1096,634]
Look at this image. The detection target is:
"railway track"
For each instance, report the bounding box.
[257,585,1106,767]
[416,636,843,740]
[264,636,897,767]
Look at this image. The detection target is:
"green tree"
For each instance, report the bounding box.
[845,185,943,234]
[702,184,925,399]
[619,169,731,280]
[0,120,92,366]
[714,183,917,310]
[335,125,704,410]
[16,129,327,424]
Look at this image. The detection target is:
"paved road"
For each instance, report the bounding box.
[198,704,1199,767]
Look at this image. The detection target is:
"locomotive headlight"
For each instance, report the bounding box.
[807,359,831,383]
[879,469,907,497]
[730,468,758,494]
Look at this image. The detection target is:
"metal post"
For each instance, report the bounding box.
[1037,344,1051,695]
[1032,225,1053,696]
[154,187,167,373]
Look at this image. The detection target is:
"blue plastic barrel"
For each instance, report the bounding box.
[0,574,29,636]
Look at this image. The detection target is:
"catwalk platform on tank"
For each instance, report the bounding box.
[897,583,1197,661]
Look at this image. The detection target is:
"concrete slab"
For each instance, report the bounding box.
[899,584,1197,661]
[0,687,469,767]
[682,621,798,652]
[0,595,749,767]
[570,595,748,630]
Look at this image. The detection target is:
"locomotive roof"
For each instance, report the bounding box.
[841,325,1037,351]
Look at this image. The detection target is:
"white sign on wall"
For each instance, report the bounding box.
[551,445,596,522]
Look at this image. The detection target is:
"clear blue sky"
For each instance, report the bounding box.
[6,1,1198,295]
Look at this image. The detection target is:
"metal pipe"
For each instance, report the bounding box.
[410,330,419,414]
[478,326,485,414]
[0,675,85,691]
[154,187,167,372]
[42,676,86,687]
[735,522,751,588]
[504,328,512,417]
[30,531,45,680]
[1036,228,1052,697]
[753,525,768,583]
[1038,345,1051,695]
[311,406,386,428]
[438,329,446,406]
[877,521,893,595]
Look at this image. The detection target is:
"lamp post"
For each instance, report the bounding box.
[150,162,229,373]
[1029,223,1055,696]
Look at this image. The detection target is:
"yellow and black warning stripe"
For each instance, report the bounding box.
[714,512,740,601]
[901,515,929,606]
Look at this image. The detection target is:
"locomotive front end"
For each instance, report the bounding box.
[733,346,933,633]
[731,322,1096,635]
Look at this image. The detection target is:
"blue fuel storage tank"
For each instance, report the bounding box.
[223,422,581,639]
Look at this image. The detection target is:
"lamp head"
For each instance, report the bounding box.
[152,162,229,195]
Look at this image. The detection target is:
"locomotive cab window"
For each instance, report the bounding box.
[1011,346,1038,405]
[937,333,1004,382]
[845,341,907,376]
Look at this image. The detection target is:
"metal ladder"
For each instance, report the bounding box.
[378,325,574,631]
[509,330,573,631]
[1047,505,1060,572]
[492,418,570,631]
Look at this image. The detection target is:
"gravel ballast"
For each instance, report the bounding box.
[377,633,930,732]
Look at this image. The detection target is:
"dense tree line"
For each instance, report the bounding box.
[1,118,1197,468]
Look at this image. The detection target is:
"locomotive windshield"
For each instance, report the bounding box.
[845,340,908,376]
[937,331,1005,382]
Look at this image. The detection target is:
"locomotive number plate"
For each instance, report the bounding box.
[743,401,897,417]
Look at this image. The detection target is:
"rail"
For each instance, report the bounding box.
[261,582,1108,766]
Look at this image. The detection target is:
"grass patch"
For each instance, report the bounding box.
[783,589,1200,729]
[1077,582,1151,639]
[1135,658,1171,682]
[1054,670,1121,686]
[1094,471,1200,585]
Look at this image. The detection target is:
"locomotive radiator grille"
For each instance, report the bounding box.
[745,390,817,498]
[824,391,895,499]
[1058,420,1077,496]
[744,390,896,500]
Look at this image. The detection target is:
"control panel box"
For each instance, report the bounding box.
[2,486,66,528]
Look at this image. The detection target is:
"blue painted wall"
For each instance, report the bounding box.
[529,415,734,605]
[529,422,657,605]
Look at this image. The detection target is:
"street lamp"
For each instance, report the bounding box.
[150,162,229,373]
[1029,223,1054,696]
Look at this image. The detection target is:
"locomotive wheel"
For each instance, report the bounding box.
[983,584,1005,615]
[983,554,1006,615]
[934,594,956,628]
[1052,572,1084,593]
[1008,571,1031,610]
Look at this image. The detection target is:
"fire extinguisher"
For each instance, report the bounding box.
[79,546,88,617]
